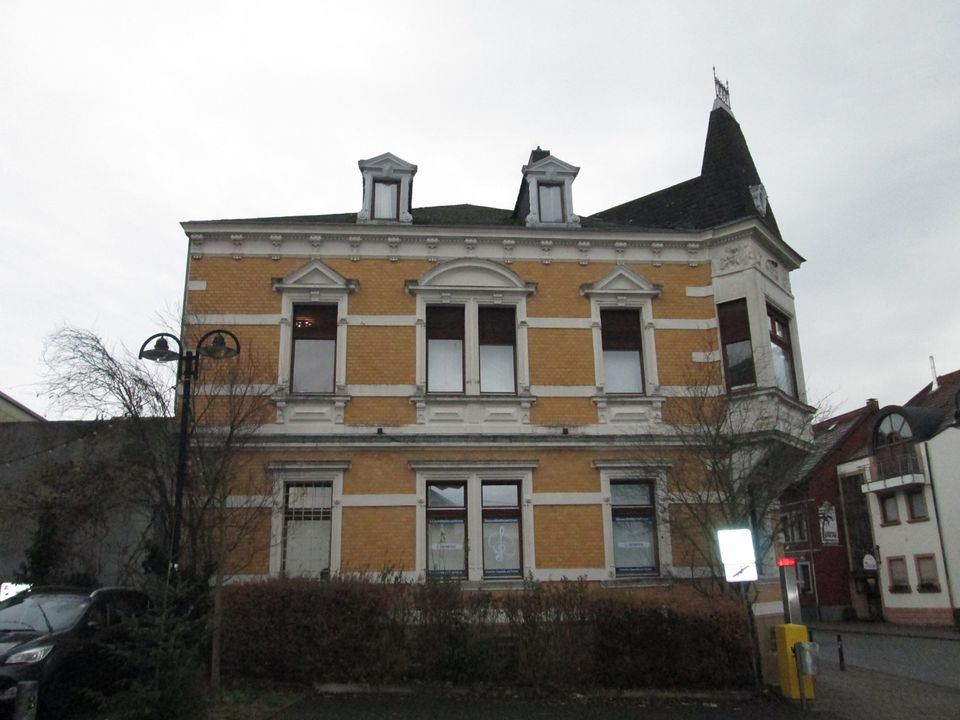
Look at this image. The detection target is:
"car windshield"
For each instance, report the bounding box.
[0,594,90,632]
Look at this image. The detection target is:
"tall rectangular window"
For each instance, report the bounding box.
[717,299,756,390]
[292,305,337,393]
[601,309,643,393]
[427,306,465,393]
[610,481,657,575]
[282,483,332,577]
[879,493,900,525]
[887,556,910,592]
[538,184,563,222]
[481,483,521,577]
[373,180,399,220]
[907,489,928,521]
[768,305,797,397]
[915,555,940,592]
[478,307,516,393]
[426,483,467,577]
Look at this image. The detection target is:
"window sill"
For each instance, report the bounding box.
[917,584,941,594]
[273,391,352,425]
[601,574,670,589]
[411,393,534,426]
[592,394,664,425]
[888,585,912,594]
[879,521,901,527]
[907,516,930,523]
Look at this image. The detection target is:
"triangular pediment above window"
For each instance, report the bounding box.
[580,267,661,298]
[407,259,537,294]
[522,154,580,177]
[358,152,418,174]
[273,260,358,292]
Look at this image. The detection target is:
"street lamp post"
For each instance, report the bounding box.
[138,329,240,575]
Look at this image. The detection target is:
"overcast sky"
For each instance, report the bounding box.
[2,1,959,420]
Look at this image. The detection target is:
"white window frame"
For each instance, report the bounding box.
[271,261,358,426]
[596,461,671,580]
[408,259,536,397]
[412,461,536,582]
[268,461,348,577]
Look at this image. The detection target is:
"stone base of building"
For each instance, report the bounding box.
[882,606,955,626]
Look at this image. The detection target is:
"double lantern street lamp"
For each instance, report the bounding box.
[138,329,241,575]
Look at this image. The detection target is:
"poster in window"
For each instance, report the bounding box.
[819,502,839,545]
[483,518,520,576]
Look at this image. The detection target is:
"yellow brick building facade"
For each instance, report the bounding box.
[181,99,811,655]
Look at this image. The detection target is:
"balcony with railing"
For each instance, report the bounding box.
[861,447,926,493]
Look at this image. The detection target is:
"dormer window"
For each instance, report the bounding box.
[514,148,580,228]
[538,183,563,222]
[357,152,416,224]
[373,180,399,220]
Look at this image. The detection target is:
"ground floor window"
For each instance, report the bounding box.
[915,555,941,593]
[282,483,332,577]
[268,462,346,579]
[426,483,467,577]
[887,556,910,593]
[597,463,669,580]
[610,481,658,576]
[415,463,534,582]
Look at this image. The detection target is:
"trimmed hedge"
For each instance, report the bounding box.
[221,577,751,690]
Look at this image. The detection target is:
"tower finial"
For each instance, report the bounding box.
[713,66,731,109]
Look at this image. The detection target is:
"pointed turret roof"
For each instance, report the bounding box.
[588,105,780,236]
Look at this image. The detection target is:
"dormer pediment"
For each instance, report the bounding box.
[273,260,358,293]
[581,267,661,299]
[522,154,581,177]
[357,151,417,225]
[359,152,417,175]
[406,259,537,296]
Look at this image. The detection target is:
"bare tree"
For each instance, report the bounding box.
[40,325,273,699]
[637,344,814,689]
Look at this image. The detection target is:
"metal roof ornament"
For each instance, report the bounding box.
[713,67,731,110]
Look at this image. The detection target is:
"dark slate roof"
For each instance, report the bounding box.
[589,107,780,236]
[791,404,876,485]
[186,107,782,237]
[903,368,960,434]
[191,204,521,229]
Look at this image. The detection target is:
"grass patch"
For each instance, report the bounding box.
[209,684,304,720]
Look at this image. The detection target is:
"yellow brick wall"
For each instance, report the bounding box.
[326,259,428,315]
[185,256,722,429]
[187,257,301,314]
[534,505,605,568]
[224,507,272,575]
[532,453,600,493]
[340,506,416,571]
[527,328,595,385]
[345,326,415,384]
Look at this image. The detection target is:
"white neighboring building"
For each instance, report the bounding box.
[851,371,960,626]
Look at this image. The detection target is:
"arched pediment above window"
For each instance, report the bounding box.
[580,266,661,300]
[406,259,537,296]
[272,260,358,293]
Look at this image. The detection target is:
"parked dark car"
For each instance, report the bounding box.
[0,586,147,718]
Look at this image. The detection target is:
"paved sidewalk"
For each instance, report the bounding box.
[808,620,960,642]
[811,662,960,720]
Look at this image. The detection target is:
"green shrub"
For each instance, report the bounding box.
[221,577,752,690]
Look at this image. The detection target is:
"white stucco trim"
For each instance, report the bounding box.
[191,314,282,326]
[340,494,419,507]
[267,461,350,577]
[685,285,714,297]
[532,492,602,505]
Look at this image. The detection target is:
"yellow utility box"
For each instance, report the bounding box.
[775,623,815,701]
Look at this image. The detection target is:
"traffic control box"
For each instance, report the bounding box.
[775,623,815,700]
